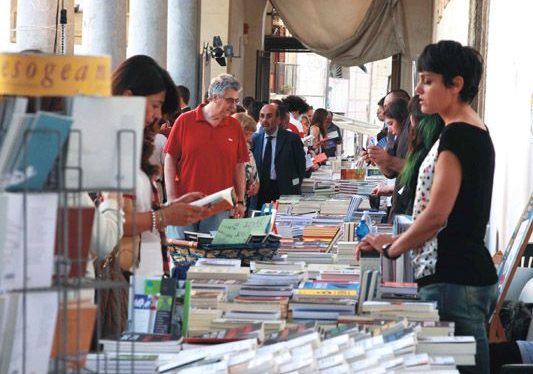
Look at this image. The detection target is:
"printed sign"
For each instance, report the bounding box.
[0,53,111,96]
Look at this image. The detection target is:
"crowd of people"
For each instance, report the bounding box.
[80,40,505,373]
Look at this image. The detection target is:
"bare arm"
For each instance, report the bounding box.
[164,153,178,200]
[233,163,246,218]
[123,197,152,236]
[123,193,208,237]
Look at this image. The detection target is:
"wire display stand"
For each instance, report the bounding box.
[0,92,153,373]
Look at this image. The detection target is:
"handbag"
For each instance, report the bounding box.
[94,245,129,339]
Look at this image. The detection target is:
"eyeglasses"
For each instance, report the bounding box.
[223,97,239,105]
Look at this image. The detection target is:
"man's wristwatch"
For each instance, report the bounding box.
[382,242,400,260]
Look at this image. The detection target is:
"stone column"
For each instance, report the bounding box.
[243,0,268,98]
[128,0,168,67]
[167,0,200,106]
[16,0,57,53]
[0,0,12,51]
[83,0,127,69]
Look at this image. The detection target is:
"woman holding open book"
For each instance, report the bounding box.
[110,55,208,276]
[356,41,497,373]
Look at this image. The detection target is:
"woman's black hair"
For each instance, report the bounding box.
[383,100,408,128]
[417,40,483,103]
[112,55,178,115]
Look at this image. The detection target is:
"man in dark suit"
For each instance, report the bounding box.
[250,104,306,210]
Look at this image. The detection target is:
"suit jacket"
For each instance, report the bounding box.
[250,128,306,209]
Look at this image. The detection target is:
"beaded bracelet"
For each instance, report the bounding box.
[151,210,158,232]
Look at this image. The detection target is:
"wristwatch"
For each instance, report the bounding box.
[382,242,400,260]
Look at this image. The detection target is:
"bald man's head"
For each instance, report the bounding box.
[259,104,280,135]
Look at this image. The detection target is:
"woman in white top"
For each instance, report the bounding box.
[111,55,208,276]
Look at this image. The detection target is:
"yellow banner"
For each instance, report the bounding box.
[0,53,111,97]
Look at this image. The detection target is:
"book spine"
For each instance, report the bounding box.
[181,281,192,337]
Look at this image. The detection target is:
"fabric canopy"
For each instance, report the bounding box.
[270,0,410,67]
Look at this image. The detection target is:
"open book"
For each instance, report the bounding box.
[189,187,235,219]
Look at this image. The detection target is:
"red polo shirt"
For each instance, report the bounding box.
[164,104,249,197]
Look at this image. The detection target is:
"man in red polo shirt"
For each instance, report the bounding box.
[164,74,249,238]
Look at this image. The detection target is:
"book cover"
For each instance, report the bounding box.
[0,113,35,184]
[50,300,97,369]
[66,96,146,190]
[300,281,360,291]
[294,289,357,297]
[8,112,72,190]
[153,277,177,335]
[54,207,95,278]
[183,322,263,344]
[313,153,328,164]
[132,294,154,333]
[190,187,235,219]
[181,281,192,337]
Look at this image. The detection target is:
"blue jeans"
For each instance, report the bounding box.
[419,283,497,374]
[165,210,230,239]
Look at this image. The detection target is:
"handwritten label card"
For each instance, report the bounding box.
[212,215,272,245]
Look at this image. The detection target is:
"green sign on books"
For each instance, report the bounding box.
[212,215,272,245]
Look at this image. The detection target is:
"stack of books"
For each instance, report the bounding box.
[361,300,440,322]
[379,281,418,299]
[306,264,359,280]
[317,268,360,283]
[92,316,469,373]
[336,241,358,265]
[285,252,337,264]
[319,198,351,216]
[220,269,305,322]
[290,280,358,321]
[186,266,250,282]
[416,336,476,366]
[100,333,182,354]
[183,322,265,345]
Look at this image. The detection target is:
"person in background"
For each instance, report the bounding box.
[322,111,343,157]
[242,96,255,115]
[306,105,314,122]
[164,73,249,238]
[250,104,306,210]
[279,103,300,135]
[300,115,310,136]
[357,40,497,374]
[282,95,309,137]
[309,108,328,155]
[250,100,264,123]
[370,95,444,215]
[375,96,388,143]
[176,85,191,113]
[233,112,260,215]
[398,95,444,215]
[111,55,207,276]
[362,89,411,222]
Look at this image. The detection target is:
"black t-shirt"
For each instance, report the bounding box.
[419,123,497,287]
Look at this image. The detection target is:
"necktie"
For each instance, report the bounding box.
[261,136,273,181]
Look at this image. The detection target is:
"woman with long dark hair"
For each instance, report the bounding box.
[309,108,328,154]
[111,55,207,275]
